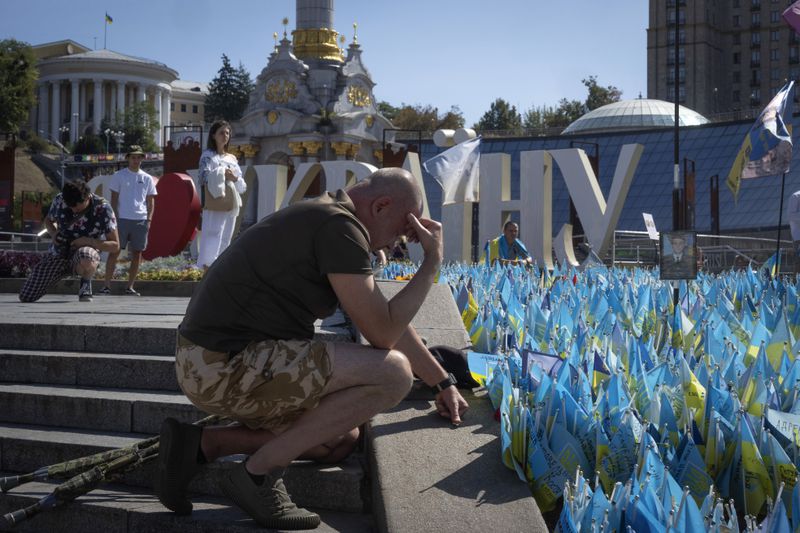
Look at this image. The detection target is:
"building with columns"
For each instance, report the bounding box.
[29,40,178,148]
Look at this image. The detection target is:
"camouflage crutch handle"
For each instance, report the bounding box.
[2,414,223,528]
[1,415,220,492]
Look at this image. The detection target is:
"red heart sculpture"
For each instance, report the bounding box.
[142,173,201,260]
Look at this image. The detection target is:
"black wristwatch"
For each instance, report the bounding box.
[431,373,457,393]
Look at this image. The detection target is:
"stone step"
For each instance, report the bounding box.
[0,383,201,434]
[0,423,365,513]
[0,294,354,355]
[0,322,179,356]
[0,349,441,402]
[0,349,179,391]
[0,478,374,532]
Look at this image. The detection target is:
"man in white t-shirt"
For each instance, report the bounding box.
[102,145,157,295]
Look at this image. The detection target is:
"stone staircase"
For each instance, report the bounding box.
[0,294,371,532]
[0,281,548,532]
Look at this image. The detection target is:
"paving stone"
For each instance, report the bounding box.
[0,479,373,532]
[368,391,548,533]
[0,425,364,513]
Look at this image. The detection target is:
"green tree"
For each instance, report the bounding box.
[583,75,622,111]
[522,105,555,130]
[438,105,465,129]
[236,62,254,104]
[474,98,522,132]
[205,54,253,123]
[382,103,464,132]
[522,100,582,130]
[521,75,623,132]
[0,39,37,134]
[103,101,159,152]
[551,98,585,127]
[376,100,399,122]
[72,133,104,155]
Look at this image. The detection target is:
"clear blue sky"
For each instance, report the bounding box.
[2,0,649,126]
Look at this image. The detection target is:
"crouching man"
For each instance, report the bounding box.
[156,168,468,529]
[19,180,119,303]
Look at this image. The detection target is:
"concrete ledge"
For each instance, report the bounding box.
[0,278,199,297]
[367,391,548,533]
[373,280,470,349]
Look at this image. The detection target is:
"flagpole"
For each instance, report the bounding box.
[104,16,107,49]
[775,171,788,278]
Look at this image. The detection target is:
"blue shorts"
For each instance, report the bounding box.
[117,218,149,251]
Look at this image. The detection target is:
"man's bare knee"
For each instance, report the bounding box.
[380,350,413,402]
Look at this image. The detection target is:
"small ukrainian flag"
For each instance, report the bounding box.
[105,13,113,24]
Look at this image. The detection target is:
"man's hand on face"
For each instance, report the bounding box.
[434,386,469,425]
[405,214,443,264]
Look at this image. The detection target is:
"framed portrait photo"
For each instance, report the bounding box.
[660,230,698,280]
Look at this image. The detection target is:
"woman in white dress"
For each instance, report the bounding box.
[197,120,246,269]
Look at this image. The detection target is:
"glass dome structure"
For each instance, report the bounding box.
[562,99,710,135]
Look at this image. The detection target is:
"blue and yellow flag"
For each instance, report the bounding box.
[591,350,611,391]
[459,288,480,331]
[727,81,794,201]
[105,12,113,24]
[762,252,781,279]
[733,414,773,516]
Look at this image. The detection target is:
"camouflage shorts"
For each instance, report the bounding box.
[174,333,334,431]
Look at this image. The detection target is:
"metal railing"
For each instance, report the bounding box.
[0,231,50,252]
[607,230,795,273]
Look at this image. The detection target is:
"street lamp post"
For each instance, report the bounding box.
[713,87,718,115]
[104,129,124,159]
[104,128,111,155]
[112,130,124,160]
[58,124,69,189]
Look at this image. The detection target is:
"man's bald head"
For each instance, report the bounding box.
[347,168,424,251]
[347,168,423,215]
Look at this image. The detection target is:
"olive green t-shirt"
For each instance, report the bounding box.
[179,190,373,353]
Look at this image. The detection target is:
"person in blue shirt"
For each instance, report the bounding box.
[483,221,532,265]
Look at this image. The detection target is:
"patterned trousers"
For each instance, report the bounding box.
[18,247,100,302]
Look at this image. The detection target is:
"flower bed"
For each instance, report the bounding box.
[101,255,203,282]
[0,250,202,281]
[0,251,44,278]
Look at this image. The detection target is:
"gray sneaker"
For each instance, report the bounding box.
[220,461,321,530]
[78,279,92,302]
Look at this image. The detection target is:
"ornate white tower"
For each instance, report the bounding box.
[236,0,393,169]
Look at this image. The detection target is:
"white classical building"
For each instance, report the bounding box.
[29,40,179,148]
